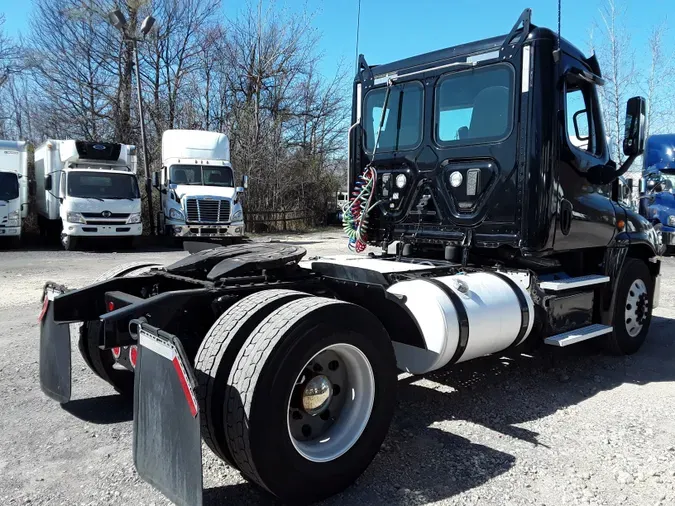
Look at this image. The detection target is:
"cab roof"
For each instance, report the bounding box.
[359,16,591,80]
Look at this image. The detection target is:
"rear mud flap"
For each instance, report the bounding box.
[133,322,203,506]
[39,284,72,404]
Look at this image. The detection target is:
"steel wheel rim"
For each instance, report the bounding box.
[625,279,648,337]
[287,343,375,463]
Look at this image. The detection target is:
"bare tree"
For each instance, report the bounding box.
[26,0,121,140]
[0,14,20,89]
[144,0,219,133]
[593,0,637,165]
[643,23,675,137]
[2,0,349,230]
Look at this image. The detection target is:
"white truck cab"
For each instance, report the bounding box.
[154,130,247,240]
[34,140,142,250]
[0,140,29,247]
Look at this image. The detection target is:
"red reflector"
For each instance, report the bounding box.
[107,301,115,312]
[112,347,121,359]
[172,357,198,417]
[38,297,50,322]
[129,345,138,368]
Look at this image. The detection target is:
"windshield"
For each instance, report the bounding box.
[645,137,675,170]
[67,172,140,200]
[0,172,19,201]
[435,64,514,145]
[363,81,423,152]
[170,165,234,187]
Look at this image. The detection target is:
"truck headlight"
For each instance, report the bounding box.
[66,212,86,224]
[231,209,243,221]
[668,215,675,227]
[169,208,184,220]
[126,213,142,224]
[7,210,19,227]
[395,174,407,189]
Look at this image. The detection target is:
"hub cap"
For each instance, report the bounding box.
[287,343,375,462]
[625,279,649,337]
[302,375,333,415]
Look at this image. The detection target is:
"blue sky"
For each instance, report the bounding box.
[3,0,673,83]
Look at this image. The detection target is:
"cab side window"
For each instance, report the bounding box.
[565,82,602,156]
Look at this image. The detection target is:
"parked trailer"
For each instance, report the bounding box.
[34,139,142,250]
[38,10,661,505]
[0,140,29,247]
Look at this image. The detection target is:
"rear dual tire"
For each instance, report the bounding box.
[194,289,312,467]
[78,262,162,395]
[196,293,397,504]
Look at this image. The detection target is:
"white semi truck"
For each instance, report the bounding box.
[153,129,247,241]
[0,140,29,247]
[34,140,142,250]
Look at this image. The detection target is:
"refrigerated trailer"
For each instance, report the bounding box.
[0,140,29,247]
[38,9,661,505]
[34,140,142,250]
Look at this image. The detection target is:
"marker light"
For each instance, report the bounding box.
[450,171,463,187]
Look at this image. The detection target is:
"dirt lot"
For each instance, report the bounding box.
[0,230,674,506]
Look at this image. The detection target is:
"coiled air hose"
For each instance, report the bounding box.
[343,167,377,252]
[343,81,392,252]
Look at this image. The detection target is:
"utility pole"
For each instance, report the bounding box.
[109,10,156,235]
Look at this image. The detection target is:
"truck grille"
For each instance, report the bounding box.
[81,212,130,225]
[185,198,231,223]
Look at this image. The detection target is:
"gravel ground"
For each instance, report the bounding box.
[0,230,674,506]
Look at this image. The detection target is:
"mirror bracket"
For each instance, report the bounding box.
[566,67,606,87]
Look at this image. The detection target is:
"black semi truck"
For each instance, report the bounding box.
[38,9,661,506]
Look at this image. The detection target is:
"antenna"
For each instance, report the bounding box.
[354,0,362,75]
[553,0,562,62]
[557,0,562,50]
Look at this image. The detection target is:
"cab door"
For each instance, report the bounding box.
[553,57,617,251]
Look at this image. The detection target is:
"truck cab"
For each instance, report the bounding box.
[639,134,675,254]
[347,10,656,266]
[155,130,246,241]
[35,140,142,250]
[0,140,29,247]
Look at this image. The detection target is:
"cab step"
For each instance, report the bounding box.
[539,274,609,291]
[544,324,613,347]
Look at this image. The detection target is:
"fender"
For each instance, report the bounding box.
[612,205,660,255]
[602,207,660,325]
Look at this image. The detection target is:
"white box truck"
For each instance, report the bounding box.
[0,140,29,247]
[153,130,247,241]
[34,140,142,250]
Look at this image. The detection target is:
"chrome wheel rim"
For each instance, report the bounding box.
[625,279,649,337]
[287,343,375,462]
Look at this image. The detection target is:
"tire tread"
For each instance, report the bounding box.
[194,289,310,465]
[225,296,338,489]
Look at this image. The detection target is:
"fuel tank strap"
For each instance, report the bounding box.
[489,271,530,349]
[423,278,469,365]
